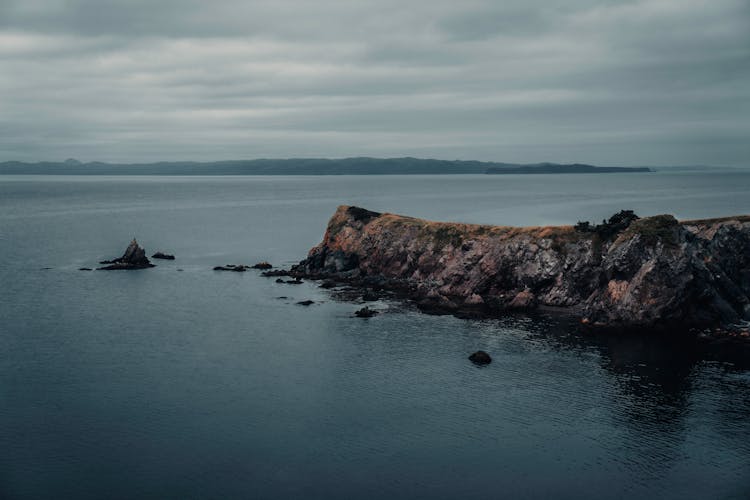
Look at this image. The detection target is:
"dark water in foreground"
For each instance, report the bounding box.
[1,171,750,499]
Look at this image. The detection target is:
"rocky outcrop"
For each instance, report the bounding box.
[152,252,175,260]
[355,306,378,318]
[291,205,750,332]
[214,264,248,272]
[469,351,492,365]
[99,239,155,270]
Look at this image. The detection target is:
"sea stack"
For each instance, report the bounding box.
[291,205,750,333]
[98,239,155,270]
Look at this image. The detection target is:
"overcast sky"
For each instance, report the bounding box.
[0,0,748,165]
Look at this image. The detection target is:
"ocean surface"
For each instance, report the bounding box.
[2,169,750,499]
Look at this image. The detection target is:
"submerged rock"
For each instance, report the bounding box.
[214,264,248,272]
[98,239,155,270]
[297,300,315,306]
[151,252,175,260]
[469,351,492,365]
[354,306,378,318]
[262,269,290,277]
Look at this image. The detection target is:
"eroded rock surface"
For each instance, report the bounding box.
[291,205,750,332]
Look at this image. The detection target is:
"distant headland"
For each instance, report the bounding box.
[0,157,652,175]
[289,205,750,336]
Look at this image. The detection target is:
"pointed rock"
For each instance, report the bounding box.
[98,239,155,270]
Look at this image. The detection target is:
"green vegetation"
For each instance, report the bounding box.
[575,210,640,240]
[623,215,679,246]
[430,225,465,250]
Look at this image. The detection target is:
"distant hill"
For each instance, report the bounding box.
[486,163,652,174]
[0,157,652,175]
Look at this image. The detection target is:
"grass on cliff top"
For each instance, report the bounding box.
[374,213,587,250]
[680,215,750,225]
[618,214,680,246]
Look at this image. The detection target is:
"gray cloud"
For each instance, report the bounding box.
[0,0,748,165]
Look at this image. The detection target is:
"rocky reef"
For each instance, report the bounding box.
[291,205,750,333]
[99,239,155,270]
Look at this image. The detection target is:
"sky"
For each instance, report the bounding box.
[0,0,748,165]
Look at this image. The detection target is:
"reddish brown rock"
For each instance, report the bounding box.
[509,290,536,309]
[291,206,750,332]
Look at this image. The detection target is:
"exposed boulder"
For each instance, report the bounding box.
[469,351,492,365]
[509,290,536,310]
[152,252,175,260]
[98,239,155,270]
[251,261,273,269]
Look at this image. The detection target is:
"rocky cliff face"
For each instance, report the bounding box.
[292,206,750,331]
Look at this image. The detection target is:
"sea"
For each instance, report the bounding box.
[1,168,750,499]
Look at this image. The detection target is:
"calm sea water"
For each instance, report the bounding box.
[1,170,750,499]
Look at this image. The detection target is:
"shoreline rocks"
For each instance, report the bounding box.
[289,205,750,334]
[152,252,175,260]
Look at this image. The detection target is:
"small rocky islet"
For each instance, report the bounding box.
[98,239,156,270]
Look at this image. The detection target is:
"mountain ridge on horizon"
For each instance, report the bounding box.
[0,156,657,175]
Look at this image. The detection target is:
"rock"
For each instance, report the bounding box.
[509,290,536,309]
[297,300,315,306]
[285,279,303,284]
[362,290,380,301]
[290,205,750,332]
[319,280,338,289]
[251,261,273,269]
[275,278,285,283]
[355,306,378,318]
[262,269,290,277]
[98,239,155,270]
[468,351,492,365]
[152,252,175,260]
[214,265,248,272]
[79,267,93,271]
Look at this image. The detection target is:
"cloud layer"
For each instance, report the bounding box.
[1,0,748,165]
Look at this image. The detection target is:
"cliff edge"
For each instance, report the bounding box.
[292,206,750,332]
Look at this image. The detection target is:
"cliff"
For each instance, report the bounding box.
[292,206,750,332]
